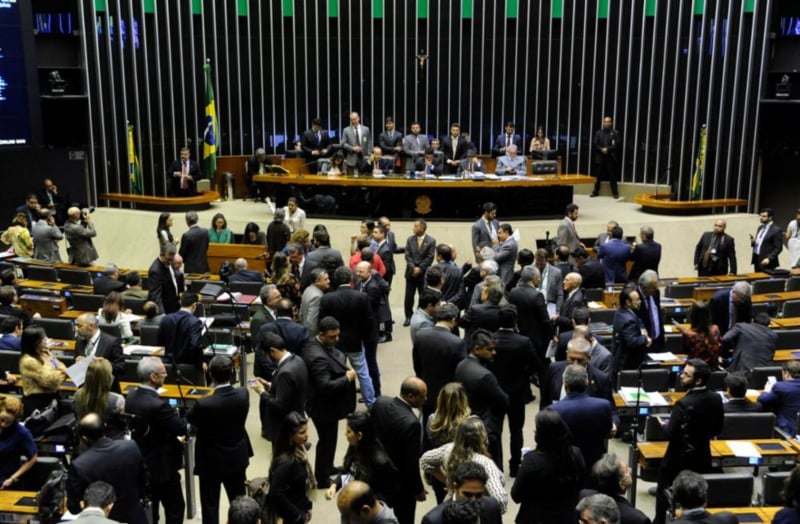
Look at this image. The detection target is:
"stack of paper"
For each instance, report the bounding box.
[619,387,668,406]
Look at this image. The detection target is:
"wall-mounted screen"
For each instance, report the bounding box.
[0,0,36,147]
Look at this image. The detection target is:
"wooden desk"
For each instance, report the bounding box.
[752,291,800,305]
[0,490,41,522]
[775,318,800,328]
[17,280,71,292]
[119,382,214,400]
[638,439,797,469]
[206,243,266,274]
[253,173,595,219]
[699,507,782,522]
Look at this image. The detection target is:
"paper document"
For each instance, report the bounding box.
[123,344,161,356]
[66,355,94,387]
[587,301,605,309]
[618,387,668,406]
[547,303,557,318]
[545,339,558,359]
[647,352,679,361]
[726,441,761,458]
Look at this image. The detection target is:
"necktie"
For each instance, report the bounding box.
[417,236,424,248]
[86,337,98,357]
[317,132,321,144]
[181,161,188,189]
[649,296,660,338]
[452,138,457,159]
[507,135,511,148]
[354,126,360,146]
[755,225,768,253]
[702,235,719,269]
[168,265,179,293]
[415,136,420,150]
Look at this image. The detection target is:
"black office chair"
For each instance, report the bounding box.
[752,278,787,295]
[25,266,59,282]
[583,288,604,302]
[644,414,670,441]
[228,281,264,295]
[664,284,696,299]
[163,362,204,386]
[56,269,93,286]
[776,329,800,349]
[588,308,617,325]
[787,276,800,292]
[208,303,250,321]
[748,366,783,389]
[31,318,75,340]
[0,349,20,374]
[707,370,728,391]
[617,369,671,392]
[98,324,123,339]
[17,456,62,492]
[121,297,146,315]
[762,471,791,506]
[702,473,754,507]
[139,324,159,346]
[717,412,776,439]
[70,294,106,312]
[664,334,683,354]
[119,359,142,383]
[783,300,800,318]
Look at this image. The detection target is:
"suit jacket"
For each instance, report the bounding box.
[492,133,523,157]
[228,270,264,283]
[75,332,124,391]
[158,309,204,369]
[436,261,465,307]
[404,234,437,279]
[540,263,564,309]
[495,238,518,286]
[341,124,371,168]
[724,398,763,413]
[454,355,509,438]
[358,273,390,328]
[259,317,309,356]
[471,217,499,253]
[597,239,631,283]
[260,354,308,441]
[94,275,126,296]
[672,510,737,524]
[752,222,784,269]
[147,257,181,314]
[694,232,737,276]
[613,307,650,371]
[495,155,527,176]
[628,241,661,282]
[555,288,586,332]
[16,205,38,232]
[300,285,324,336]
[375,240,396,281]
[662,387,724,477]
[167,159,201,196]
[636,287,664,351]
[577,490,652,524]
[723,322,777,374]
[556,217,581,253]
[593,128,622,164]
[71,507,120,524]
[370,396,424,500]
[64,220,98,266]
[67,437,148,524]
[124,385,187,482]
[300,128,331,159]
[319,285,374,353]
[549,392,614,471]
[402,133,430,170]
[179,225,210,274]
[187,385,252,477]
[489,329,537,400]
[540,361,613,409]
[709,288,752,336]
[441,136,466,173]
[509,284,553,352]
[413,156,444,176]
[758,378,800,435]
[579,259,606,290]
[412,325,467,411]
[421,497,502,524]
[460,303,501,338]
[362,156,394,175]
[32,219,63,262]
[306,245,344,268]
[303,338,356,421]
[379,130,403,161]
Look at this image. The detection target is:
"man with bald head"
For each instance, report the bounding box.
[64,206,98,266]
[541,337,613,409]
[552,272,586,332]
[75,312,124,391]
[337,481,399,524]
[370,376,429,524]
[495,145,527,176]
[342,112,371,174]
[227,258,263,283]
[694,218,737,276]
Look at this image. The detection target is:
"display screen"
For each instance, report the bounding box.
[0,0,33,147]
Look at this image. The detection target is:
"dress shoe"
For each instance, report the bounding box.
[378,334,392,343]
[589,192,599,197]
[403,318,411,327]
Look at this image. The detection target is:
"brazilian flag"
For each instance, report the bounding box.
[690,126,707,201]
[203,62,218,179]
[127,123,143,194]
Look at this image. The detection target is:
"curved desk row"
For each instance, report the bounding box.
[253,173,595,219]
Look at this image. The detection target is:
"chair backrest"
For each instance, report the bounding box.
[31,318,75,340]
[748,366,783,389]
[787,276,800,292]
[70,294,106,312]
[702,473,754,507]
[17,456,62,492]
[0,349,20,374]
[664,334,683,354]
[645,414,669,441]
[782,300,800,319]
[139,324,160,346]
[228,281,264,296]
[665,284,696,299]
[188,280,221,293]
[707,370,728,391]
[583,288,604,302]
[122,297,146,315]
[776,329,800,349]
[208,303,250,321]
[617,369,671,392]
[56,269,92,286]
[98,323,123,339]
[762,471,791,506]
[588,308,617,325]
[717,412,776,439]
[163,362,205,386]
[25,266,59,283]
[119,359,142,383]
[752,278,787,295]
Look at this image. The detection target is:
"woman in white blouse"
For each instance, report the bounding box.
[282,197,307,234]
[529,126,551,153]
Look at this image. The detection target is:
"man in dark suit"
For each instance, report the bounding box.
[412,303,466,421]
[441,123,466,174]
[549,364,615,471]
[723,312,777,374]
[540,337,614,410]
[669,471,737,524]
[492,121,523,158]
[758,361,800,435]
[434,244,465,308]
[403,219,437,325]
[491,305,537,476]
[629,226,661,282]
[67,414,148,524]
[94,263,127,296]
[654,359,724,524]
[591,116,622,199]
[750,207,784,271]
[509,265,552,377]
[259,298,309,356]
[36,179,66,225]
[370,376,428,524]
[552,272,586,332]
[635,269,664,351]
[250,332,308,442]
[373,224,396,285]
[244,148,270,200]
[16,194,39,232]
[414,149,444,176]
[167,147,201,197]
[455,329,509,468]
[300,119,331,174]
[125,357,187,524]
[378,117,403,171]
[319,266,376,406]
[147,243,181,314]
[287,243,317,290]
[471,202,499,254]
[709,281,752,336]
[303,316,357,487]
[571,248,604,292]
[597,225,631,284]
[494,224,518,287]
[227,258,263,283]
[613,288,652,371]
[179,211,209,274]
[421,461,502,524]
[75,313,125,392]
[723,374,763,413]
[186,356,252,524]
[306,230,345,268]
[694,219,737,276]
[582,453,652,524]
[158,292,205,375]
[460,284,503,338]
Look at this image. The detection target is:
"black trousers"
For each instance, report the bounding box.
[393,492,418,524]
[198,470,246,524]
[404,274,424,319]
[150,472,185,524]
[506,395,526,473]
[311,417,339,487]
[593,159,620,196]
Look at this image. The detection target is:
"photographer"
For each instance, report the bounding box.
[64,207,98,266]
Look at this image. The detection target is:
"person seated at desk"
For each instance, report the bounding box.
[208,213,233,244]
[139,301,164,328]
[19,325,68,416]
[758,360,800,436]
[723,374,762,413]
[669,470,737,524]
[0,317,21,351]
[94,263,127,296]
[242,222,266,246]
[73,357,126,438]
[0,395,37,489]
[414,149,443,177]
[495,145,527,176]
[1,213,33,257]
[321,152,346,175]
[529,126,552,155]
[0,285,36,326]
[97,291,134,342]
[121,271,149,300]
[458,148,486,175]
[228,258,264,284]
[363,147,393,175]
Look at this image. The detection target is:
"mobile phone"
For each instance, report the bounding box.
[168,398,178,407]
[247,379,258,387]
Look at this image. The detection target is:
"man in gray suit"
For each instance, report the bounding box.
[495,145,527,176]
[556,203,584,262]
[534,248,563,311]
[471,202,499,254]
[341,112,371,174]
[72,481,120,524]
[32,209,63,262]
[402,121,430,171]
[64,207,98,266]
[494,224,518,287]
[724,313,778,374]
[300,268,330,336]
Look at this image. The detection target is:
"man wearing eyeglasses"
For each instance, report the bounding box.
[421,461,502,524]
